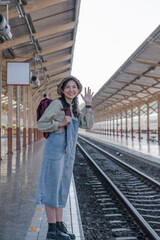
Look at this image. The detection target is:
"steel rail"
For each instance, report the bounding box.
[78,135,160,188]
[77,140,160,240]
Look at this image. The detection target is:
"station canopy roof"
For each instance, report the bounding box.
[1,0,81,103]
[92,25,160,118]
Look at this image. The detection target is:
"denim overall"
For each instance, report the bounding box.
[36,119,79,208]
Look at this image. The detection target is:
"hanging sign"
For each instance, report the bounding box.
[7,62,30,85]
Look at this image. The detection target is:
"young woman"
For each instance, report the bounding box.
[36,76,94,240]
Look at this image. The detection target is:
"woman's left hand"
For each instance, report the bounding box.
[81,87,94,105]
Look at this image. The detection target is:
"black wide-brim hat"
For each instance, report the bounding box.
[57,75,83,96]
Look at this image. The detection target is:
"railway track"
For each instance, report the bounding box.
[77,135,160,240]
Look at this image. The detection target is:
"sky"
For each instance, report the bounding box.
[72,0,160,103]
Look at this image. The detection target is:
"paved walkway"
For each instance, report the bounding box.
[0,138,84,240]
[25,177,84,240]
[0,140,44,240]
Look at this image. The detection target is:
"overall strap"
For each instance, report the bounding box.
[64,109,72,152]
[64,126,67,152]
[59,98,71,152]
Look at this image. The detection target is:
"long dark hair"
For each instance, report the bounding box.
[59,94,79,118]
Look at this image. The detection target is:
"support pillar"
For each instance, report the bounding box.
[34,128,37,141]
[116,113,118,137]
[131,108,134,140]
[16,86,21,150]
[0,54,2,159]
[23,86,27,146]
[147,102,150,143]
[125,109,128,139]
[107,115,109,135]
[120,111,123,138]
[158,97,160,145]
[8,86,13,154]
[28,86,32,145]
[138,105,141,142]
[113,114,115,136]
[110,114,111,135]
[37,129,40,140]
[33,99,38,142]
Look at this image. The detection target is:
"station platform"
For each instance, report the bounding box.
[25,177,84,240]
[0,138,84,240]
[79,130,160,168]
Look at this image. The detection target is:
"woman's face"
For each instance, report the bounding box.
[62,80,79,103]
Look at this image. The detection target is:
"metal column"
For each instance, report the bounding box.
[110,114,111,135]
[0,54,2,159]
[113,114,115,136]
[16,86,21,150]
[8,86,13,154]
[116,113,118,137]
[107,114,109,135]
[120,111,123,138]
[28,86,32,145]
[147,102,150,143]
[158,97,160,144]
[138,105,141,142]
[23,86,27,146]
[131,108,134,140]
[125,109,128,139]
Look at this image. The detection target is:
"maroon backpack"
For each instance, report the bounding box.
[37,97,71,139]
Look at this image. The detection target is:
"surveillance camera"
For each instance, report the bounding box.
[31,75,36,81]
[0,14,12,41]
[31,75,40,87]
[0,14,7,30]
[42,92,48,98]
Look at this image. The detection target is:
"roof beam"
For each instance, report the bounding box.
[135,59,160,67]
[31,54,71,70]
[39,63,70,76]
[107,86,141,92]
[128,82,160,89]
[47,63,70,75]
[153,41,160,46]
[23,40,73,59]
[122,71,160,80]
[0,21,76,50]
[2,56,31,63]
[40,41,73,57]
[49,70,70,82]
[93,84,158,112]
[3,0,67,19]
[115,87,157,111]
[107,86,158,113]
[95,93,159,116]
[43,55,71,68]
[48,90,58,99]
[114,80,157,86]
[3,42,73,63]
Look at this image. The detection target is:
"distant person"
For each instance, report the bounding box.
[36,76,94,240]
